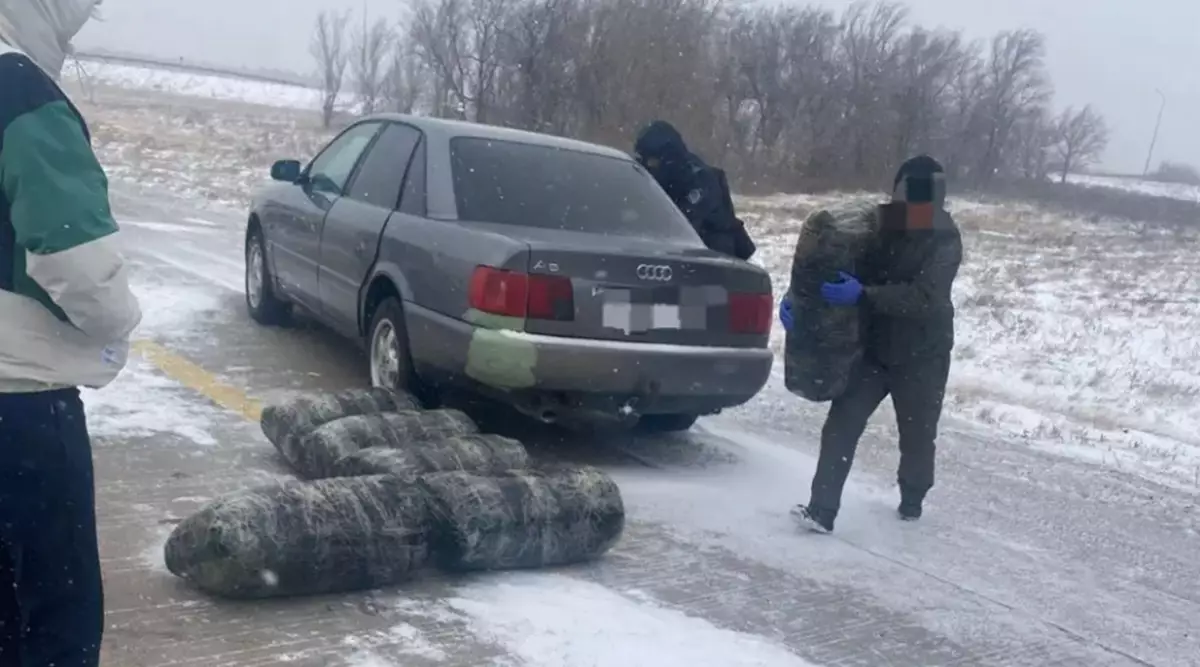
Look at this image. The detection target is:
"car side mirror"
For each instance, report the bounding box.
[271,159,302,183]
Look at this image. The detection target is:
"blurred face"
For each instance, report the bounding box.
[635,152,661,171]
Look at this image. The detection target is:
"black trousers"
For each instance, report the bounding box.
[0,389,104,667]
[809,354,950,516]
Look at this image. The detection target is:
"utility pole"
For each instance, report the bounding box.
[1142,88,1166,176]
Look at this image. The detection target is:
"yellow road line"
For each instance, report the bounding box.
[131,339,262,422]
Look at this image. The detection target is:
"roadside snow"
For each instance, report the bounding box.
[80,87,333,212]
[1067,173,1200,203]
[70,58,321,111]
[82,278,225,444]
[342,623,448,666]
[444,573,820,667]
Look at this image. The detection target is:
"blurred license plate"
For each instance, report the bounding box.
[601,289,684,332]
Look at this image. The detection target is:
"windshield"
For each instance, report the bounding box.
[449,136,698,240]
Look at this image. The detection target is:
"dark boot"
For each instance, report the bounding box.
[791,504,836,533]
[897,485,925,521]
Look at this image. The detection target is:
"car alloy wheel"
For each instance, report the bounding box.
[370,318,402,390]
[246,240,264,310]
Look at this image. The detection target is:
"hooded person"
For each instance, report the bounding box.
[780,155,962,534]
[634,120,756,260]
[0,2,141,664]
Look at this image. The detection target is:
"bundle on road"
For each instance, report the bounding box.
[421,465,625,572]
[784,200,878,402]
[261,388,419,475]
[164,475,430,599]
[331,433,530,479]
[296,409,481,479]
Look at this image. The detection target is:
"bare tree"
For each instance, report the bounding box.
[383,39,428,114]
[1053,105,1109,183]
[1010,106,1055,181]
[975,29,1050,181]
[1152,161,1200,185]
[352,16,394,115]
[311,11,352,128]
[379,0,1107,193]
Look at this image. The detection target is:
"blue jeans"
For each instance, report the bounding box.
[0,389,103,666]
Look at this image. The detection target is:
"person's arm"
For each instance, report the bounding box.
[0,53,141,342]
[862,232,962,318]
[679,164,726,228]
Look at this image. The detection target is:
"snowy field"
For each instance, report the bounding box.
[64,59,1200,493]
[69,57,325,111]
[1068,172,1200,204]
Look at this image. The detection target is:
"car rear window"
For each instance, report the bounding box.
[449,136,699,239]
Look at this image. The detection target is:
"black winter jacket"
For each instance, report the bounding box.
[634,121,756,260]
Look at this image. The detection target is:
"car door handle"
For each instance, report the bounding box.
[355,241,368,258]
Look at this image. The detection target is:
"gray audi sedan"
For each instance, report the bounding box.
[244,114,774,432]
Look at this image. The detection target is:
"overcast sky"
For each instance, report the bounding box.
[74,0,1198,174]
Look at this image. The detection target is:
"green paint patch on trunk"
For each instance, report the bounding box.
[463,308,537,389]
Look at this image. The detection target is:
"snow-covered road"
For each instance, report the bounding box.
[83,184,1200,667]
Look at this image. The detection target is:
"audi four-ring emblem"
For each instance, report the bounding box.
[636,264,673,281]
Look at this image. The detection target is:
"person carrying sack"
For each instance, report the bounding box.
[779,155,962,533]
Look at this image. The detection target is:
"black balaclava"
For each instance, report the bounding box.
[634,120,690,191]
[891,155,947,208]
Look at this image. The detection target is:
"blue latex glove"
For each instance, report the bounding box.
[820,271,863,306]
[778,296,794,331]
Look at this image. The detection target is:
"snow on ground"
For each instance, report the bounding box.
[1067,173,1200,203]
[439,573,820,667]
[69,58,323,111]
[69,61,1200,491]
[343,573,822,667]
[340,623,448,666]
[82,278,227,445]
[82,90,334,212]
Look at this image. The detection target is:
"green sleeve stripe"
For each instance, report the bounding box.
[1,100,118,255]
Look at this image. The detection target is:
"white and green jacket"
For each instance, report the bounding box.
[0,43,141,393]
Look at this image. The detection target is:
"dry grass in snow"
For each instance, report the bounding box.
[71,84,335,213]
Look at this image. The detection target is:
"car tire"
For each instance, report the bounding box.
[245,227,291,326]
[636,413,699,433]
[367,297,432,405]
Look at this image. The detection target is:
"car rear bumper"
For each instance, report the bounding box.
[406,304,773,415]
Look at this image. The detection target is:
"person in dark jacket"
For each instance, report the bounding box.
[782,155,962,534]
[634,120,756,260]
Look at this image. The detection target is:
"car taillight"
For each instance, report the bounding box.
[469,266,574,321]
[527,273,575,320]
[728,292,772,334]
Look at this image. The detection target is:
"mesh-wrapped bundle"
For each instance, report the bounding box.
[163,475,430,599]
[784,200,879,402]
[297,409,480,480]
[261,388,419,475]
[331,433,530,479]
[420,466,625,572]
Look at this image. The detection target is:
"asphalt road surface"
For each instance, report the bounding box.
[89,184,1200,667]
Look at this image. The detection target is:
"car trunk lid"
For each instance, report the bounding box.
[506,228,772,348]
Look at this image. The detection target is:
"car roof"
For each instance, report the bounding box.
[362,113,632,161]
